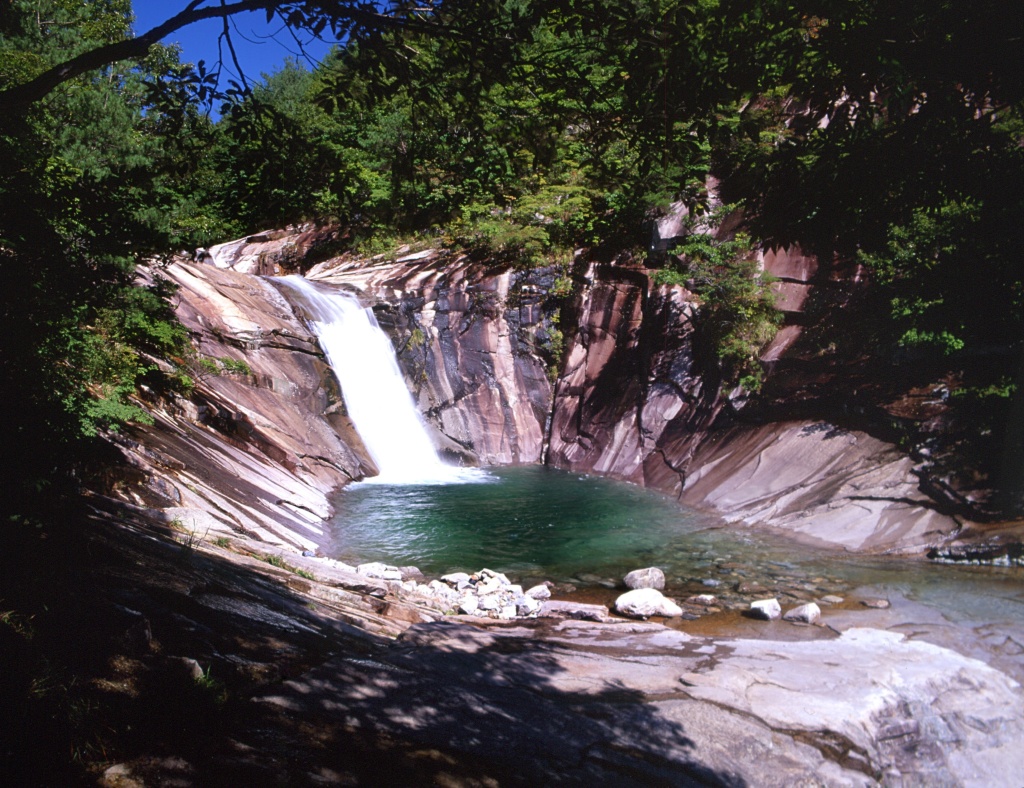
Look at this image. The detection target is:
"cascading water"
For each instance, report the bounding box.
[276,276,485,485]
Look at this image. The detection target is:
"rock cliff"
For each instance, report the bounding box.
[113,260,371,550]
[306,247,555,467]
[125,228,965,555]
[77,231,1023,786]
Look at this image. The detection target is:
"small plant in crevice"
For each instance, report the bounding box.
[262,553,315,580]
[652,215,780,392]
[540,308,566,382]
[193,666,228,707]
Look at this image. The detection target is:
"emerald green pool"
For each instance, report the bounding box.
[326,465,1024,678]
[328,466,737,578]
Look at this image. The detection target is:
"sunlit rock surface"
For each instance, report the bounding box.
[123,231,964,557]
[258,618,1024,786]
[540,254,959,553]
[307,249,553,466]
[112,261,371,550]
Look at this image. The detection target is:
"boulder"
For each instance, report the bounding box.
[623,567,666,590]
[458,595,479,615]
[525,584,552,600]
[614,588,683,619]
[749,598,782,620]
[538,600,612,622]
[516,596,541,616]
[783,602,821,624]
[357,561,402,581]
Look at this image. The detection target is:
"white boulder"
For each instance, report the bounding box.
[623,567,666,590]
[614,588,683,619]
[783,602,821,624]
[749,598,782,620]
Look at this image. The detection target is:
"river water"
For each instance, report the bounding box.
[279,275,1024,679]
[327,466,1024,677]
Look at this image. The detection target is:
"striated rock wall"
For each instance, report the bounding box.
[111,261,371,550]
[546,262,721,486]
[306,249,554,467]
[544,247,961,552]
[114,230,963,556]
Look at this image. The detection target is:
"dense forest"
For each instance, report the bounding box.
[1,0,1022,519]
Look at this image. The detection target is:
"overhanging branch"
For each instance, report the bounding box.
[0,0,431,111]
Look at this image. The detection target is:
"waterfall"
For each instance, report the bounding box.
[276,276,484,485]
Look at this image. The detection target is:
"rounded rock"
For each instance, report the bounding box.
[623,567,666,590]
[749,598,782,621]
[783,602,822,624]
[614,588,683,619]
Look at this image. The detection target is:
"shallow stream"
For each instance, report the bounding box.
[327,466,1024,677]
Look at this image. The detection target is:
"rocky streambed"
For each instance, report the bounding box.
[78,510,1024,787]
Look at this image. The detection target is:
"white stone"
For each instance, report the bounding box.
[623,567,666,590]
[357,561,400,579]
[614,588,683,619]
[783,602,821,624]
[441,572,471,585]
[686,594,719,607]
[499,604,518,620]
[749,598,782,620]
[458,595,479,615]
[517,596,541,616]
[526,584,552,600]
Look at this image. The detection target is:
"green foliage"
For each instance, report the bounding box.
[262,553,314,579]
[857,198,1021,359]
[0,0,1020,510]
[654,220,780,390]
[0,1,207,512]
[540,308,565,381]
[193,666,227,706]
[219,357,252,376]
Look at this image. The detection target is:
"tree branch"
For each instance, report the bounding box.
[0,0,428,111]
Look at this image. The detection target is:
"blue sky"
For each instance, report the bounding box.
[133,3,337,86]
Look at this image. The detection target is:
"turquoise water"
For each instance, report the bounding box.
[328,466,730,578]
[326,465,1024,678]
[325,464,1024,606]
[328,466,886,588]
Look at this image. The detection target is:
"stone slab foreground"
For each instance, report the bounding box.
[258,619,1024,786]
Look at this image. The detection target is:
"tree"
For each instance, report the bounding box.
[0,0,434,111]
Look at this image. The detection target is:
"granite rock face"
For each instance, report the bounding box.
[539,252,961,553]
[110,261,371,550]
[307,249,554,466]
[118,233,964,557]
[547,263,722,486]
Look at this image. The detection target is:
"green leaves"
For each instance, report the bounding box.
[653,218,780,390]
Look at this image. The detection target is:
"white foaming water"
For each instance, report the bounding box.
[276,276,488,486]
